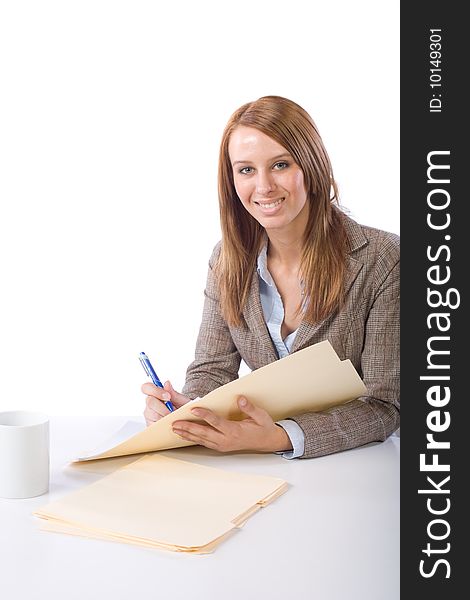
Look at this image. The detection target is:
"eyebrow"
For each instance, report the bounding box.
[231,153,292,167]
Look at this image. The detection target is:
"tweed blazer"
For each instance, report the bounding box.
[182,214,400,459]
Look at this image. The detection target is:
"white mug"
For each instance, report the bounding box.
[0,411,50,499]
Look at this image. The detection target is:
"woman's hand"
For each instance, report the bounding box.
[142,380,191,426]
[172,396,293,453]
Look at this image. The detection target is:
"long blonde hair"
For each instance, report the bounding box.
[217,95,347,326]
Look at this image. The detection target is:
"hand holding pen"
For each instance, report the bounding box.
[140,352,191,426]
[139,352,175,411]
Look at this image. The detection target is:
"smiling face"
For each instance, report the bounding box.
[228,126,309,236]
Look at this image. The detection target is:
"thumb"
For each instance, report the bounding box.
[238,396,268,424]
[164,380,186,403]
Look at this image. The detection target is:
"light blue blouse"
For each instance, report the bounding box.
[257,244,305,459]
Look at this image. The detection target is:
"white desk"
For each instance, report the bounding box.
[0,416,399,600]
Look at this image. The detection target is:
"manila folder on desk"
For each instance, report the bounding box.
[75,340,367,461]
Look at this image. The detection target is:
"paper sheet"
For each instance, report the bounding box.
[73,420,145,460]
[75,340,367,461]
[34,454,288,553]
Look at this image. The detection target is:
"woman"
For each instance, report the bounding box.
[142,96,400,459]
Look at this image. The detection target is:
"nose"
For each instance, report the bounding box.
[255,170,275,195]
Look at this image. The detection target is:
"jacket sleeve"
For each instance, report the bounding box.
[182,244,241,399]
[289,246,400,459]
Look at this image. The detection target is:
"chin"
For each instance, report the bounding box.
[260,217,290,230]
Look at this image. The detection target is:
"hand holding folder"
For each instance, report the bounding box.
[75,340,366,462]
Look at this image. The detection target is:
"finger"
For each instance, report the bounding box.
[145,395,170,418]
[172,420,222,443]
[190,407,226,432]
[143,406,159,425]
[141,382,166,398]
[237,396,271,425]
[172,426,219,450]
[164,381,190,406]
[144,402,166,422]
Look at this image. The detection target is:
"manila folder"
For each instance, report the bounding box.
[75,340,366,461]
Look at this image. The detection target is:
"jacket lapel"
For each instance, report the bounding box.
[291,217,368,353]
[291,254,364,351]
[242,269,278,361]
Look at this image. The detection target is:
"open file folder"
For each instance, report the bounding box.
[34,454,288,553]
[75,340,367,461]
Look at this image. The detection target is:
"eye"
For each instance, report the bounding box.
[239,166,254,175]
[273,161,289,170]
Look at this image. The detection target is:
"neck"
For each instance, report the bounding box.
[266,232,303,267]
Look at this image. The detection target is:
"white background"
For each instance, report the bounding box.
[0,1,399,416]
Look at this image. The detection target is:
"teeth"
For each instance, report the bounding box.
[258,198,283,209]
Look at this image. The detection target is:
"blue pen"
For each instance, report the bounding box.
[139,352,175,412]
